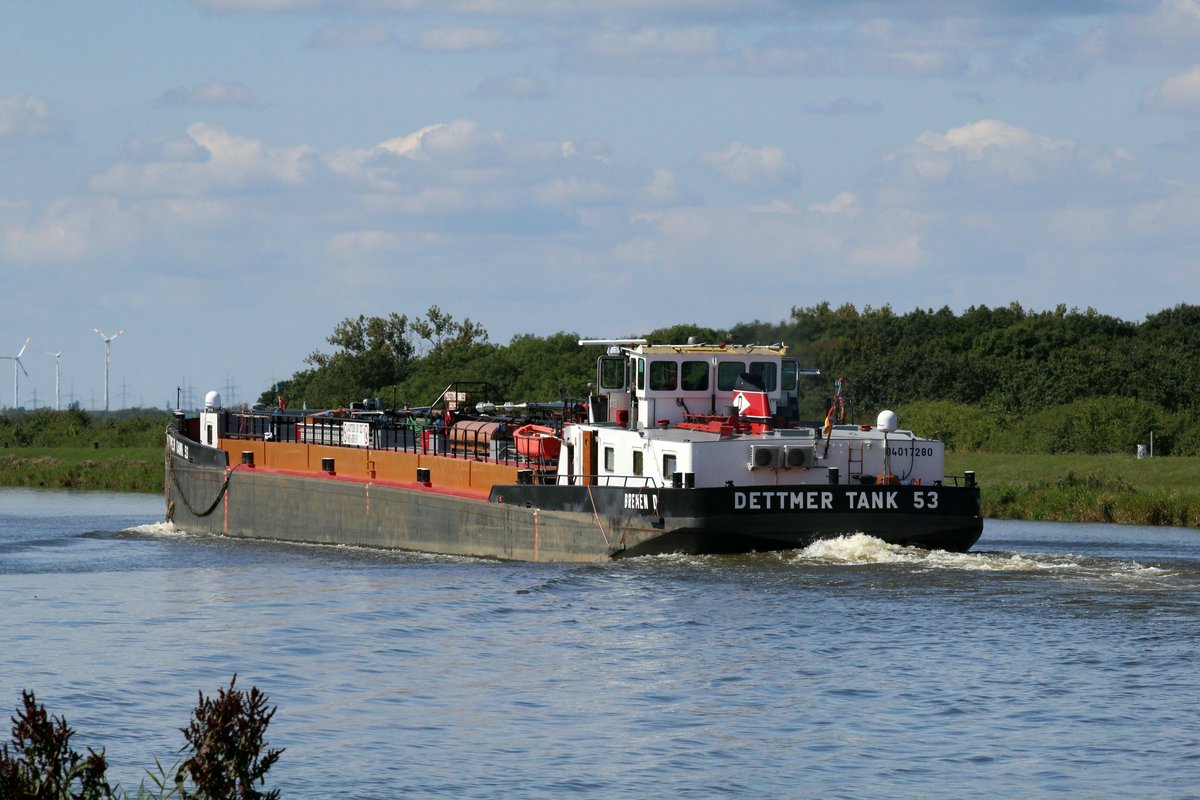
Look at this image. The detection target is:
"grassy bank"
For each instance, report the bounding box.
[948,452,1199,528]
[0,447,161,493]
[2,444,1196,529]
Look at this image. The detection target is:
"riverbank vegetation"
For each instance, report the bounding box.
[1,676,281,800]
[0,409,166,493]
[0,408,167,449]
[0,448,161,493]
[1,303,1198,527]
[947,452,1198,527]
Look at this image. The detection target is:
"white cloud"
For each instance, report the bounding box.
[416,26,518,52]
[804,96,882,115]
[157,81,260,107]
[94,123,315,196]
[472,74,549,98]
[700,141,796,186]
[849,18,974,78]
[846,234,923,272]
[584,26,719,58]
[383,120,501,161]
[642,168,679,203]
[308,21,395,48]
[571,26,722,72]
[750,199,803,215]
[195,0,322,10]
[617,202,931,292]
[1142,65,1200,114]
[0,94,60,139]
[532,176,614,207]
[1115,0,1200,62]
[325,121,620,205]
[195,0,781,22]
[327,229,403,258]
[809,191,861,216]
[894,119,1077,184]
[1,197,135,262]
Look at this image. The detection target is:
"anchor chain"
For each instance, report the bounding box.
[167,454,234,518]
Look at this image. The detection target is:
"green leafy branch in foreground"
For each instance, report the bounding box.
[0,676,282,800]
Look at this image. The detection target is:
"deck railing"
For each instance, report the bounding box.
[218,411,556,469]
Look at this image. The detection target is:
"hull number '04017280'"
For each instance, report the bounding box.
[888,446,936,458]
[733,489,943,512]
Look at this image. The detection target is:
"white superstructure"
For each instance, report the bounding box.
[558,341,946,490]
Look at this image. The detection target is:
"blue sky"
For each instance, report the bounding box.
[2,1,1199,410]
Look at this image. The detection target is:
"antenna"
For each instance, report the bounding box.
[94,328,125,413]
[0,338,31,409]
[45,349,64,411]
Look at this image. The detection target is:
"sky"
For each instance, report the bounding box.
[2,1,1200,411]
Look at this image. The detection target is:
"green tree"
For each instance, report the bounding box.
[272,312,415,408]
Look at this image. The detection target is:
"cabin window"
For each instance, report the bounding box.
[206,424,213,445]
[633,450,643,476]
[636,358,645,391]
[600,357,625,390]
[717,362,745,390]
[649,361,678,391]
[604,446,615,472]
[781,359,798,391]
[749,362,777,391]
[662,452,677,480]
[681,361,709,391]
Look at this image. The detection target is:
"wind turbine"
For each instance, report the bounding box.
[45,349,64,411]
[0,338,30,409]
[94,328,124,412]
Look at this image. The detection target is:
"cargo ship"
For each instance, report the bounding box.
[165,339,982,561]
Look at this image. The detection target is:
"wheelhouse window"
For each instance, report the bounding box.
[781,359,798,391]
[600,357,625,390]
[636,358,645,391]
[681,361,709,391]
[748,362,778,391]
[649,360,678,391]
[717,362,745,391]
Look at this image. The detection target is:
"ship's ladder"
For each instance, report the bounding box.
[847,442,865,481]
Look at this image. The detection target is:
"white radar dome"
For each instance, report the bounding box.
[876,410,898,433]
[204,391,222,410]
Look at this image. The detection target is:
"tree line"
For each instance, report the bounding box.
[259,303,1200,456]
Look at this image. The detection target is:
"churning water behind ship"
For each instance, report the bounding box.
[2,487,1198,799]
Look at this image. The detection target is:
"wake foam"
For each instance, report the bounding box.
[790,533,1080,572]
[122,521,186,537]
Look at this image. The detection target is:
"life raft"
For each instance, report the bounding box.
[513,424,561,460]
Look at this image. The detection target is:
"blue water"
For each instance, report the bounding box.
[2,487,1199,798]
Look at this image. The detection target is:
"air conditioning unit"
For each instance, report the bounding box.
[749,445,780,470]
[782,445,814,469]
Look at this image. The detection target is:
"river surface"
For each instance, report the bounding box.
[2,487,1198,799]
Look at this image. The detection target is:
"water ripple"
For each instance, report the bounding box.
[4,497,1200,798]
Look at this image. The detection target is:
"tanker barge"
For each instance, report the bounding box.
[165,339,982,561]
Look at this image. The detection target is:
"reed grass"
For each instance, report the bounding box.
[0,447,161,493]
[948,452,1200,528]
